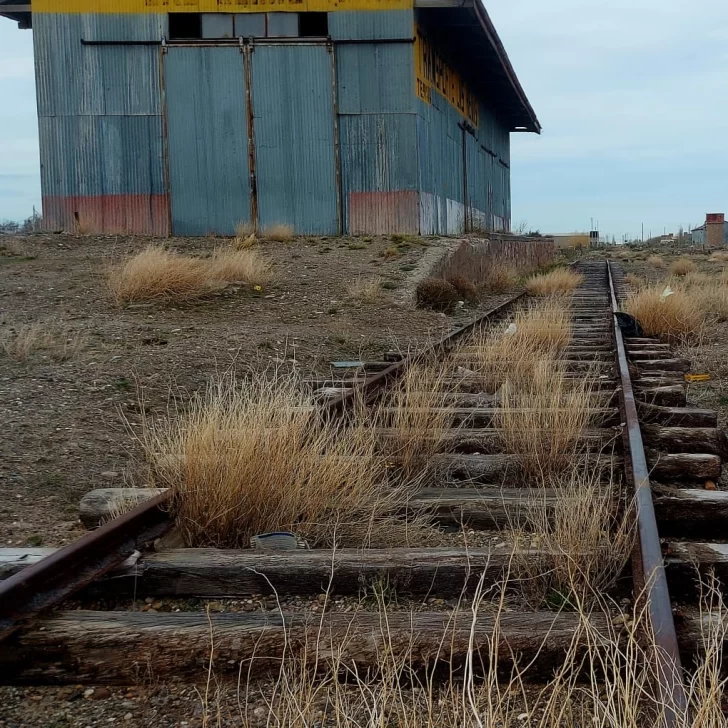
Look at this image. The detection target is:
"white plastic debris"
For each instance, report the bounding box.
[660,286,674,302]
[504,323,517,336]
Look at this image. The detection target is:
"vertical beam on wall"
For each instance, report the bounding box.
[329,41,343,236]
[160,42,172,237]
[244,42,259,233]
[461,124,469,233]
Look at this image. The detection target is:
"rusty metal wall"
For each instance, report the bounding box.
[250,43,338,235]
[334,10,418,234]
[34,13,168,234]
[164,46,251,236]
[416,90,512,235]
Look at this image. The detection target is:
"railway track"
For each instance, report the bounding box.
[0,259,726,722]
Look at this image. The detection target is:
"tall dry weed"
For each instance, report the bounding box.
[625,284,705,344]
[525,268,583,296]
[206,248,272,286]
[467,298,573,392]
[140,372,430,549]
[496,360,598,475]
[107,245,272,304]
[671,257,698,276]
[377,363,454,482]
[1,322,85,362]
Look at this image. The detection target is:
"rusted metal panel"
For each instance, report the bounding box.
[328,8,413,40]
[338,112,418,235]
[164,46,251,236]
[251,43,338,235]
[38,114,168,234]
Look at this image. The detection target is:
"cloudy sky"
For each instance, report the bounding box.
[0,2,727,237]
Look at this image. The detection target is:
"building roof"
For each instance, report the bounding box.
[415,0,541,133]
[0,0,30,28]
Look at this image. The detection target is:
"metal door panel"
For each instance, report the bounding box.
[251,44,338,235]
[165,47,251,236]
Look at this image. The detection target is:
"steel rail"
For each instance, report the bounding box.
[0,291,524,641]
[607,261,687,722]
[0,491,170,641]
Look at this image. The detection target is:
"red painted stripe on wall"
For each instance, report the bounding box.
[43,194,170,236]
[349,191,419,235]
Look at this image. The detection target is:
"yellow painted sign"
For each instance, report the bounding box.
[34,0,411,12]
[415,25,478,126]
[685,373,711,382]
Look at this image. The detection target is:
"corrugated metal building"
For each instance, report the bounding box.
[2,0,540,237]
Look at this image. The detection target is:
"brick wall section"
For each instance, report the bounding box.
[433,234,555,282]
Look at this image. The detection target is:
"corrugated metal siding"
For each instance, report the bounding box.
[34,13,168,233]
[251,43,338,235]
[416,96,464,235]
[336,43,414,115]
[335,35,417,234]
[34,13,165,117]
[416,90,512,235]
[165,46,251,236]
[328,8,414,40]
[339,114,418,234]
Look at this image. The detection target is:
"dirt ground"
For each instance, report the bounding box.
[0,231,515,550]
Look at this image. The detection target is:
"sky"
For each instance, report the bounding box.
[0,2,727,237]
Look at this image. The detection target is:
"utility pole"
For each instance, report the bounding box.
[642,223,644,242]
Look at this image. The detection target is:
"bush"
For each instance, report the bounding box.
[141,373,430,549]
[525,268,584,296]
[347,277,383,303]
[107,245,271,304]
[107,246,211,304]
[647,255,665,268]
[446,274,478,302]
[625,284,704,344]
[415,278,459,312]
[206,248,272,287]
[262,224,294,242]
[670,257,697,276]
[480,264,518,294]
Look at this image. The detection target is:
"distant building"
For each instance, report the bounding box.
[692,214,728,247]
[550,232,593,249]
[1,0,540,237]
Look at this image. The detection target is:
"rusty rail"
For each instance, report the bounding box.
[0,292,524,641]
[0,491,170,641]
[607,261,687,721]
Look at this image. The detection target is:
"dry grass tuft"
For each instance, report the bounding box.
[480,264,518,294]
[415,277,459,312]
[261,224,294,242]
[624,273,644,288]
[446,274,479,302]
[670,257,698,276]
[378,363,453,482]
[625,284,705,344]
[512,464,632,608]
[346,277,384,303]
[107,245,272,304]
[647,254,666,268]
[525,268,583,296]
[467,298,573,392]
[233,220,257,250]
[1,322,85,362]
[107,246,211,304]
[692,284,728,322]
[382,246,400,260]
[709,250,728,262]
[681,271,714,288]
[206,248,272,287]
[141,372,430,549]
[497,361,598,476]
